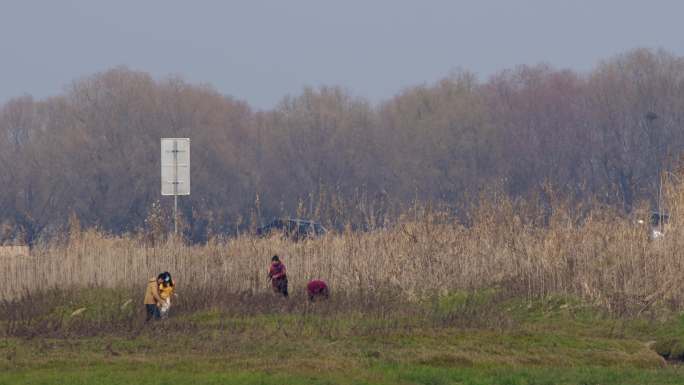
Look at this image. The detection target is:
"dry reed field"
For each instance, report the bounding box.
[3,182,684,316]
[4,186,684,385]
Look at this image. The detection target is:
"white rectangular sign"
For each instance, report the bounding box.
[161,138,190,196]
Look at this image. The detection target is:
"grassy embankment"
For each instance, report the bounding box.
[2,287,684,385]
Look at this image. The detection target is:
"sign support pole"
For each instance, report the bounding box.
[161,138,190,239]
[173,139,178,236]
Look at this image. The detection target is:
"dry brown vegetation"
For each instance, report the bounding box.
[3,176,684,317]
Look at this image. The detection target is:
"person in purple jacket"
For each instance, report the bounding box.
[268,255,288,297]
[307,279,329,301]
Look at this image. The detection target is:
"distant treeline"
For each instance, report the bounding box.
[1,48,683,244]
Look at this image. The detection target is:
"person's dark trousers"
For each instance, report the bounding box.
[145,304,160,321]
[277,278,289,297]
[279,278,288,297]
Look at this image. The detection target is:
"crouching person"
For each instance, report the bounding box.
[307,279,329,301]
[158,272,175,319]
[144,274,164,322]
[268,255,288,297]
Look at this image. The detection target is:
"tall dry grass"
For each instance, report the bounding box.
[3,178,684,315]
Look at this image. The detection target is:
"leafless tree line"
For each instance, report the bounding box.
[1,48,683,244]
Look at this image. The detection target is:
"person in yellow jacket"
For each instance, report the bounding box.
[144,274,164,322]
[158,272,175,319]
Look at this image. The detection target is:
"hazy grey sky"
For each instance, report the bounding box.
[1,0,683,109]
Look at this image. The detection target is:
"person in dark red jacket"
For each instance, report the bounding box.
[306,279,329,301]
[268,255,288,297]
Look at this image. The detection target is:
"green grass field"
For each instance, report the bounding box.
[2,290,684,384]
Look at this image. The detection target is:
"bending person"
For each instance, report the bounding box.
[158,272,175,319]
[144,274,164,322]
[307,279,329,301]
[268,255,288,297]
